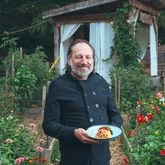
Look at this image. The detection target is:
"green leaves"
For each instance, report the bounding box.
[109,2,141,67]
[0,115,36,164]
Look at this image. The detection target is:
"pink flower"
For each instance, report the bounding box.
[6,138,13,143]
[137,100,142,105]
[154,106,159,114]
[37,146,44,152]
[156,92,163,99]
[29,123,36,129]
[14,157,26,165]
[39,138,46,144]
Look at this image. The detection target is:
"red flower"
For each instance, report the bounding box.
[127,130,137,137]
[154,106,159,114]
[33,156,38,160]
[160,149,165,156]
[123,156,129,165]
[136,114,145,124]
[137,100,142,105]
[41,157,47,163]
[147,113,153,120]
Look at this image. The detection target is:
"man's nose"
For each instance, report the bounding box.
[80,57,87,63]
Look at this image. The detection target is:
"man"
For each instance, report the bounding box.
[42,39,123,165]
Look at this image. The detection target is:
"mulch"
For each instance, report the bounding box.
[110,138,128,165]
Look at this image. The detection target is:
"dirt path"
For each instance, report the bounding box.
[110,138,128,165]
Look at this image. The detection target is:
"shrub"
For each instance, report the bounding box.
[0,114,36,164]
[110,65,153,114]
[128,92,165,164]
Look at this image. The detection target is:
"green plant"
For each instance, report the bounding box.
[51,140,61,163]
[0,37,58,106]
[12,64,37,111]
[128,92,165,164]
[0,114,36,165]
[107,1,141,67]
[110,65,153,115]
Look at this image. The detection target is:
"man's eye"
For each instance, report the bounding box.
[75,56,82,59]
[86,56,92,59]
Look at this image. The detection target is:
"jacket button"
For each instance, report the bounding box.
[100,117,104,120]
[87,106,90,109]
[92,91,96,95]
[89,118,94,122]
[95,103,99,108]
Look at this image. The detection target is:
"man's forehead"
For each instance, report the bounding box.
[72,43,93,53]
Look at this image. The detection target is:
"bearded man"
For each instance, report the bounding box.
[42,39,123,165]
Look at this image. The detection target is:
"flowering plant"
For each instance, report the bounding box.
[127,92,165,164]
[0,111,48,165]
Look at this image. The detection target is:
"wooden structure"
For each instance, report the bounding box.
[42,0,165,81]
[142,44,165,75]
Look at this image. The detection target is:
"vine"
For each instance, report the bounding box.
[108,1,141,67]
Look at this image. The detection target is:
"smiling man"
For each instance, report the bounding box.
[42,39,123,165]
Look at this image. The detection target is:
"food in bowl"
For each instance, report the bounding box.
[95,126,113,139]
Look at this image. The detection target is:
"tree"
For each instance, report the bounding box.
[0,0,82,61]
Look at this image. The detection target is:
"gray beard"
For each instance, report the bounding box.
[71,67,92,80]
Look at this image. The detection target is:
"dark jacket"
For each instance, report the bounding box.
[42,72,123,165]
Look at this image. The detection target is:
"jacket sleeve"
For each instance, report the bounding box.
[106,86,123,128]
[42,81,76,140]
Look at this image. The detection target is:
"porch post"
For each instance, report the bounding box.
[54,23,60,69]
[149,23,158,76]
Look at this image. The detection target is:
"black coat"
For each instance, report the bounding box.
[42,72,123,165]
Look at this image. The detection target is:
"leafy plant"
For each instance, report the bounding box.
[107,1,141,67]
[1,37,58,112]
[11,64,37,111]
[128,92,165,164]
[0,114,36,165]
[110,65,153,115]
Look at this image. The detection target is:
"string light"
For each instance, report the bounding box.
[0,20,47,36]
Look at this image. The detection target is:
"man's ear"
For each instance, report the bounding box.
[67,55,71,65]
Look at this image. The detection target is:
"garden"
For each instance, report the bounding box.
[0,1,165,165]
[0,37,60,165]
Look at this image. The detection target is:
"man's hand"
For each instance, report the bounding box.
[74,128,99,144]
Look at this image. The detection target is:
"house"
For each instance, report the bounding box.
[42,0,165,83]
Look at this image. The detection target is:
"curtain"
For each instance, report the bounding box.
[89,22,115,83]
[136,24,149,60]
[60,24,81,74]
[149,24,158,76]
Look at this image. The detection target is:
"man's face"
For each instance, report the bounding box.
[68,42,94,80]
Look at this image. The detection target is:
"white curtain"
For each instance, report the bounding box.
[89,22,115,83]
[60,24,81,74]
[149,24,158,76]
[136,24,149,60]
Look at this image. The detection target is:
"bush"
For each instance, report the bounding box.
[128,92,165,164]
[110,65,153,114]
[0,114,36,164]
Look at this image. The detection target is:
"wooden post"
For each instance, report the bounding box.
[54,23,60,70]
[163,77,165,92]
[20,47,23,58]
[42,86,47,114]
[11,54,15,77]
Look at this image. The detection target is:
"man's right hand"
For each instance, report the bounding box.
[74,128,99,144]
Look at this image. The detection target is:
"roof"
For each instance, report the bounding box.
[42,0,165,20]
[42,0,121,19]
